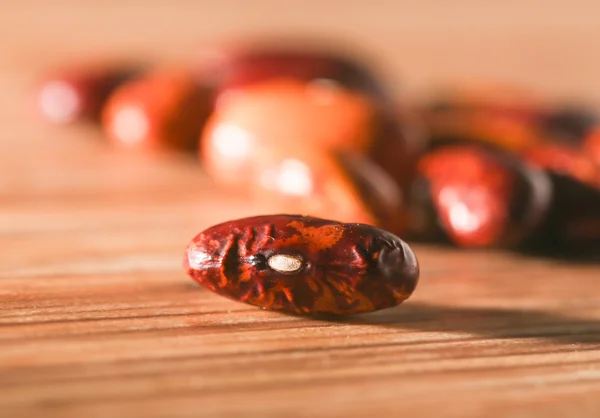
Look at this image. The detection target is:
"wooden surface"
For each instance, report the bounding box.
[1,2,600,417]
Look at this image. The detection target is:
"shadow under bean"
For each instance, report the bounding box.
[325,302,600,346]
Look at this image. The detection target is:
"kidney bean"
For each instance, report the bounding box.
[540,105,598,143]
[530,173,600,251]
[102,67,212,152]
[524,143,600,191]
[36,63,138,124]
[411,145,552,248]
[185,214,419,315]
[211,44,392,104]
[249,149,404,232]
[201,78,418,196]
[421,86,547,153]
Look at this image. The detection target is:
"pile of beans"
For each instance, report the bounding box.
[36,42,600,255]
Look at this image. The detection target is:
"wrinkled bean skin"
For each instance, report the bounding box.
[185,215,419,315]
[412,146,552,248]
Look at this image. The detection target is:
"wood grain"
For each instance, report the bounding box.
[1,2,600,417]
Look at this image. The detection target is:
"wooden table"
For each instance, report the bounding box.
[1,2,600,417]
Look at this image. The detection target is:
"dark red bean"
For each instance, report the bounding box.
[520,141,600,251]
[530,173,600,252]
[213,45,391,104]
[185,215,419,315]
[411,145,552,248]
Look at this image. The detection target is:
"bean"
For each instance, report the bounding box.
[583,127,600,166]
[249,149,404,231]
[421,86,546,153]
[102,67,212,152]
[411,145,552,248]
[530,173,600,252]
[36,63,138,124]
[185,214,419,315]
[213,45,391,103]
[201,78,418,195]
[541,105,598,143]
[524,143,600,191]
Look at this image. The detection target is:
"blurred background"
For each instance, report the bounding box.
[2,0,600,248]
[2,0,600,112]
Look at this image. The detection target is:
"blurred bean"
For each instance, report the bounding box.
[524,143,600,190]
[411,145,552,248]
[421,86,546,153]
[36,63,138,124]
[249,148,404,231]
[202,78,419,198]
[531,173,600,251]
[583,127,600,165]
[540,105,598,143]
[212,44,392,104]
[102,67,212,152]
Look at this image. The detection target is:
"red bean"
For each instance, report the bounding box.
[524,143,600,191]
[102,67,212,152]
[583,127,600,166]
[249,149,404,231]
[36,64,137,124]
[412,145,552,248]
[185,214,419,315]
[201,78,419,200]
[213,45,391,103]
